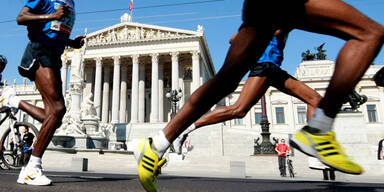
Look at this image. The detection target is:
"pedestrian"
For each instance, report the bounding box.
[0,55,7,84]
[275,139,291,177]
[378,139,384,160]
[21,126,36,165]
[308,157,336,181]
[134,1,384,191]
[173,29,322,155]
[2,0,85,186]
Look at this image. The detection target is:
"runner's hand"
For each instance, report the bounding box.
[51,5,69,21]
[69,35,86,49]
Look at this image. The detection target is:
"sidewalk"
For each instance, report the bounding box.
[40,149,384,184]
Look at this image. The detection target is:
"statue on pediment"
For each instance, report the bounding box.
[342,90,367,112]
[301,49,315,61]
[146,30,155,39]
[315,43,327,60]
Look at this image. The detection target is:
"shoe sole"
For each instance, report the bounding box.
[289,137,316,158]
[289,138,362,175]
[132,139,142,164]
[17,179,25,184]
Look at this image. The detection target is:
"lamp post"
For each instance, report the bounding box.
[166,89,183,153]
[254,95,277,154]
[166,89,183,119]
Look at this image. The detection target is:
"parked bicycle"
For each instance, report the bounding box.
[287,153,295,178]
[0,106,39,169]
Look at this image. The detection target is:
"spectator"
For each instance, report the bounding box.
[275,139,291,177]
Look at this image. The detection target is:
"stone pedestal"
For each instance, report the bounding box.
[334,112,383,175]
[82,118,100,135]
[51,135,107,149]
[230,161,246,178]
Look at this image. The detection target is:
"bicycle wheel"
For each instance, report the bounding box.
[0,122,39,169]
[1,153,15,169]
[288,161,295,178]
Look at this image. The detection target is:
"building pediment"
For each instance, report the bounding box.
[295,60,334,80]
[271,99,288,105]
[86,21,203,47]
[367,96,380,102]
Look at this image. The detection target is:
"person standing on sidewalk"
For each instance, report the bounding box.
[275,139,291,177]
[12,0,84,186]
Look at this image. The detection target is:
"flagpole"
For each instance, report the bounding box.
[129,0,133,21]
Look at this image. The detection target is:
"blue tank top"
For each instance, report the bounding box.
[25,0,75,54]
[257,35,287,67]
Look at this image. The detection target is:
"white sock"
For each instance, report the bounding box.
[182,124,196,136]
[152,130,170,159]
[308,108,334,133]
[26,155,42,169]
[9,95,21,108]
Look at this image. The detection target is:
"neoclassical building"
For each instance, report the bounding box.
[61,14,215,124]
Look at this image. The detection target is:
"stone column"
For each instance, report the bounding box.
[379,87,384,118]
[111,56,121,124]
[171,52,179,90]
[150,53,159,122]
[102,66,111,123]
[69,49,83,120]
[287,96,296,129]
[138,62,146,122]
[61,61,68,97]
[191,51,200,92]
[158,64,164,122]
[119,66,128,123]
[130,55,139,123]
[94,57,103,119]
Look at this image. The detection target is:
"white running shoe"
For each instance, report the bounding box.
[21,167,52,186]
[0,86,18,108]
[173,134,188,155]
[17,167,26,184]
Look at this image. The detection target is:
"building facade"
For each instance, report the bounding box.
[63,14,215,124]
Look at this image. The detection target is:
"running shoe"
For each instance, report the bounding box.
[173,134,188,155]
[290,126,363,175]
[20,166,52,186]
[0,86,17,108]
[17,167,26,184]
[134,138,167,192]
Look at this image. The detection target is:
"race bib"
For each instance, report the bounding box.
[50,1,75,35]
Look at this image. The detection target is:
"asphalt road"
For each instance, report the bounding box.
[1,170,384,192]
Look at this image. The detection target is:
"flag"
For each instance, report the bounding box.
[129,0,133,12]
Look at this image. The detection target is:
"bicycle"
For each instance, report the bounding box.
[286,153,295,178]
[0,106,39,169]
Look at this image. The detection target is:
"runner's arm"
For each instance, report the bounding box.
[17,5,69,25]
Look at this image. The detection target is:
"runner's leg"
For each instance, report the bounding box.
[31,65,66,158]
[277,77,322,120]
[163,27,275,142]
[19,101,45,123]
[297,0,384,118]
[194,76,269,128]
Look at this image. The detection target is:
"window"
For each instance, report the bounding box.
[367,104,377,123]
[234,118,243,125]
[297,106,307,124]
[275,107,285,124]
[255,112,262,124]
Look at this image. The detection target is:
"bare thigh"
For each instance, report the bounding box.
[298,0,381,40]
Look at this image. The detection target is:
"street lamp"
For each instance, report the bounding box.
[166,88,183,153]
[166,89,183,119]
[254,95,277,154]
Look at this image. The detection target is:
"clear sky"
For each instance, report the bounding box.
[1,0,383,84]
